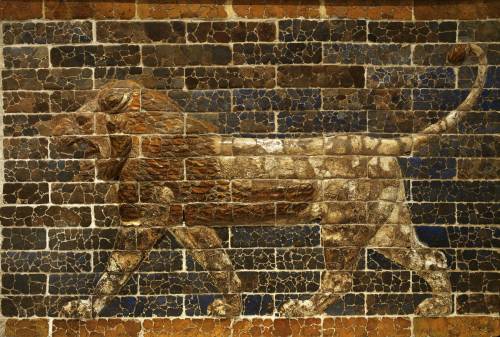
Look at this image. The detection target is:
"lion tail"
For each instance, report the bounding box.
[419,43,488,135]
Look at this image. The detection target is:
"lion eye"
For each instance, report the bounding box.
[98,89,131,114]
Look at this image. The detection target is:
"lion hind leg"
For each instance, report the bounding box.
[375,247,452,316]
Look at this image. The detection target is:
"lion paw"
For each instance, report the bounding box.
[60,299,93,319]
[279,299,318,317]
[415,296,452,316]
[207,299,240,317]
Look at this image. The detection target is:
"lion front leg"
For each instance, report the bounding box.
[170,226,242,317]
[61,204,171,318]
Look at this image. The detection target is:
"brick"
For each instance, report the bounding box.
[5,319,48,337]
[367,67,455,89]
[456,294,500,314]
[235,318,322,337]
[143,45,232,67]
[52,319,141,337]
[232,225,320,248]
[3,21,93,45]
[414,317,500,337]
[51,45,141,67]
[324,43,411,65]
[323,89,411,110]
[188,21,276,43]
[49,90,98,112]
[2,251,91,273]
[279,19,366,42]
[143,319,231,337]
[2,274,46,295]
[459,21,500,42]
[3,47,49,69]
[45,0,135,19]
[97,21,186,43]
[323,317,411,337]
[2,228,46,250]
[277,65,365,88]
[3,138,48,159]
[2,69,93,90]
[233,42,322,65]
[278,110,366,133]
[95,67,184,90]
[233,0,320,18]
[233,89,321,111]
[458,158,500,179]
[186,66,275,89]
[414,1,500,20]
[368,21,457,43]
[325,1,411,20]
[138,0,227,19]
[3,183,49,204]
[3,92,49,114]
[0,1,42,20]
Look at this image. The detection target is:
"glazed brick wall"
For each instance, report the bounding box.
[0,1,499,336]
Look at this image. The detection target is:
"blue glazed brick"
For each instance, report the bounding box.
[458,66,500,88]
[413,89,500,111]
[231,225,321,248]
[242,294,274,315]
[324,293,365,315]
[399,157,456,179]
[458,112,500,134]
[408,203,456,224]
[99,296,183,317]
[456,250,500,271]
[415,226,450,247]
[411,181,499,202]
[457,203,500,225]
[233,89,321,111]
[185,294,224,316]
[416,226,500,248]
[277,110,367,133]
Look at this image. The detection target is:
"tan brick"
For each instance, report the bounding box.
[5,319,48,337]
[45,0,135,19]
[0,0,43,20]
[233,0,320,18]
[325,0,412,20]
[143,319,231,337]
[138,0,227,19]
[233,319,321,337]
[52,320,141,337]
[414,0,500,19]
[414,317,500,337]
[323,317,411,337]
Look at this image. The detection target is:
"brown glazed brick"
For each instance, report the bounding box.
[0,0,43,20]
[458,158,500,179]
[233,0,320,18]
[414,317,500,337]
[323,317,411,337]
[137,0,227,19]
[3,92,50,114]
[325,0,412,20]
[52,319,141,337]
[415,0,500,20]
[142,319,231,337]
[277,65,365,88]
[44,0,135,19]
[5,319,49,337]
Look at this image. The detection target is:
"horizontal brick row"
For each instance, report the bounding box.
[2,271,497,296]
[3,20,499,44]
[3,43,500,69]
[3,316,500,337]
[2,248,498,273]
[3,158,495,181]
[1,293,498,317]
[3,225,499,251]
